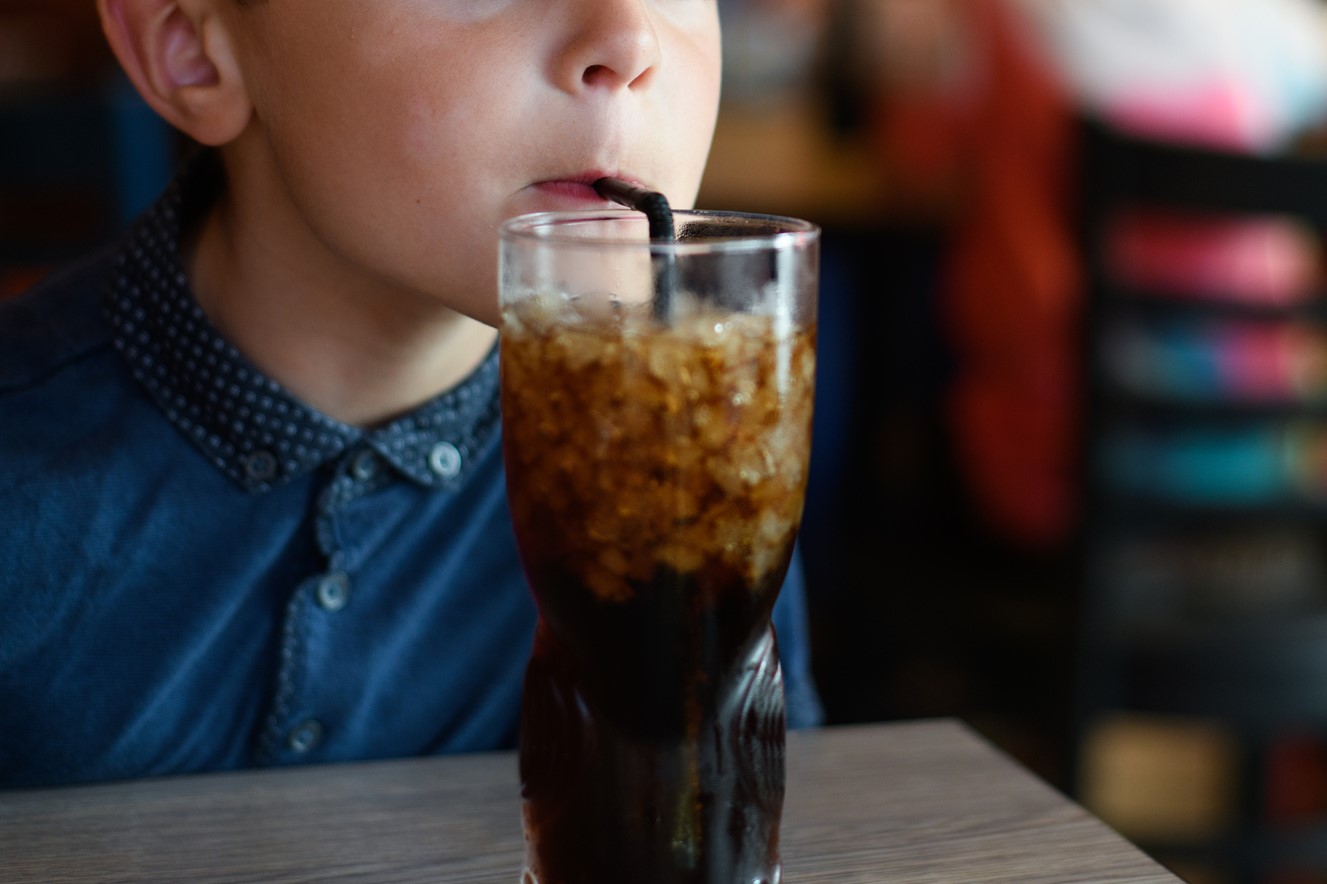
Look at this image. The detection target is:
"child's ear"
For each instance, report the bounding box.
[97,0,251,146]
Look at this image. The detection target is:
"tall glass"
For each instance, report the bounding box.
[498,210,819,884]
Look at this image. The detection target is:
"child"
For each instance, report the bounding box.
[0,0,822,787]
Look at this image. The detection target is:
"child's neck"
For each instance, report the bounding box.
[187,177,498,430]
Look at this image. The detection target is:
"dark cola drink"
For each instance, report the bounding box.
[501,302,815,884]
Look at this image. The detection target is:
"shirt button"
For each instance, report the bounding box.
[350,450,380,482]
[428,441,462,480]
[287,719,323,754]
[316,572,351,612]
[245,449,278,482]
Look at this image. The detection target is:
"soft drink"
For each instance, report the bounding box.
[502,302,815,883]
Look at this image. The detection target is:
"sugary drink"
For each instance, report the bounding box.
[502,303,815,883]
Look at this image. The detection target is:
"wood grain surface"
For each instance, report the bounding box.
[0,719,1178,882]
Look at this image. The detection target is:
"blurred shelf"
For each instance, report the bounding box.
[1077,117,1327,879]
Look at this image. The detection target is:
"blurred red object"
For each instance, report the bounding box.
[873,0,1078,547]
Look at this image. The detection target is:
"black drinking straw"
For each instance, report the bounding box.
[593,177,676,321]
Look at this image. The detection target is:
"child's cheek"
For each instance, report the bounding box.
[402,98,446,164]
[402,95,490,174]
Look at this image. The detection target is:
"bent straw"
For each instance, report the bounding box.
[594,177,677,320]
[593,178,675,240]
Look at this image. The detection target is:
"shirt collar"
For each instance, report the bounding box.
[103,150,501,494]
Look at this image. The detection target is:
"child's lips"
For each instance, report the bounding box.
[527,172,650,207]
[530,179,609,204]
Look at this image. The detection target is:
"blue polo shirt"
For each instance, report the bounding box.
[0,155,822,788]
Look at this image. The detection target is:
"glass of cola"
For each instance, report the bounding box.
[498,209,819,884]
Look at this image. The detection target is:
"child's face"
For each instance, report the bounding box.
[223,0,723,326]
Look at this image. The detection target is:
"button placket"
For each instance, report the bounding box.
[259,474,357,764]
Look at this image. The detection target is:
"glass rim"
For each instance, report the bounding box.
[499,209,821,254]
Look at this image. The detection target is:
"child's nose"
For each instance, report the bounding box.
[553,0,661,94]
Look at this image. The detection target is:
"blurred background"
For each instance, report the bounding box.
[9,1,1327,881]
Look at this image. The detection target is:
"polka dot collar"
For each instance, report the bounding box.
[103,151,500,494]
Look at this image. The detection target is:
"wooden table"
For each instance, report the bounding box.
[0,719,1177,882]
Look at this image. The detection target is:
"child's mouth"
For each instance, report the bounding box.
[530,179,610,204]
